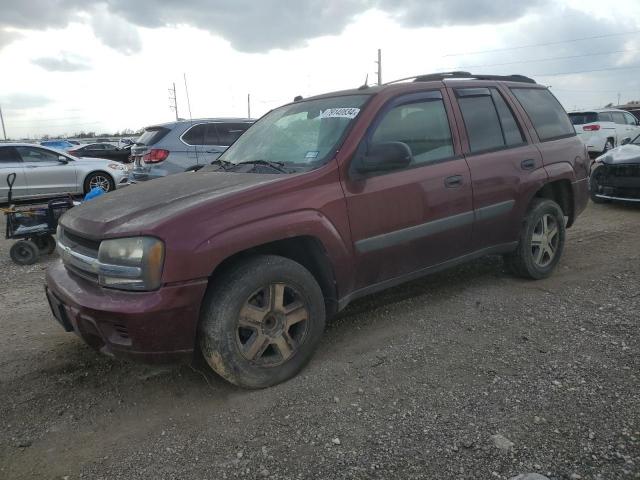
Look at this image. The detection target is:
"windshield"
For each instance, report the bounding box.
[219,94,369,170]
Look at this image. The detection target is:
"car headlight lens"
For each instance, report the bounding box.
[97,237,164,291]
[108,163,126,171]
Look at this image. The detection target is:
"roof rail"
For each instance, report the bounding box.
[385,71,537,85]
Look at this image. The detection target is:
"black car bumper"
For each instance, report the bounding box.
[592,164,640,202]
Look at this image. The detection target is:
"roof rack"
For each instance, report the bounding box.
[385,71,537,85]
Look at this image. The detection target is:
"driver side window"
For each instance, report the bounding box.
[371,98,454,167]
[15,147,61,163]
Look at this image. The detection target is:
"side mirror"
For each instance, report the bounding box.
[58,155,69,164]
[621,138,631,146]
[356,141,412,174]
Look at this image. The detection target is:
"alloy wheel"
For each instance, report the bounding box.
[89,175,111,192]
[531,213,559,268]
[236,283,309,367]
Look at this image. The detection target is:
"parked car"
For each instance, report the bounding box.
[568,109,640,158]
[129,118,253,182]
[46,72,589,388]
[0,143,130,203]
[40,139,76,150]
[589,134,640,203]
[68,143,131,163]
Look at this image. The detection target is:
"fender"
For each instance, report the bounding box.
[165,209,356,298]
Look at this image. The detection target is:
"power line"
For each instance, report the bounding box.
[444,29,640,57]
[534,64,640,77]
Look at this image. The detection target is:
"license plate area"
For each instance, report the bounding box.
[45,288,74,332]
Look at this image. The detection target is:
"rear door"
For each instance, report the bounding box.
[449,86,545,251]
[342,90,473,289]
[623,111,640,141]
[611,112,630,145]
[180,123,207,167]
[0,146,28,202]
[16,146,77,196]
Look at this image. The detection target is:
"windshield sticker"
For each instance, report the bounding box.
[319,107,360,119]
[305,151,319,159]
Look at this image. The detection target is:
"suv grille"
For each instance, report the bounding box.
[58,228,101,283]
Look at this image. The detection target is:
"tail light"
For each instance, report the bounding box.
[143,149,170,163]
[583,124,601,131]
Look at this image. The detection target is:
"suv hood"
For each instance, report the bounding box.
[61,171,283,237]
[599,144,640,165]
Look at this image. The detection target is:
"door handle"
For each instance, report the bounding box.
[444,175,463,188]
[521,159,536,170]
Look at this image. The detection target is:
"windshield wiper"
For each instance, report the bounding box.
[210,159,233,171]
[231,159,289,173]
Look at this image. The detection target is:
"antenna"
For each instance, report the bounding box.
[0,104,6,140]
[184,73,193,120]
[375,49,382,85]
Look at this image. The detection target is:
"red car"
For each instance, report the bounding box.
[46,72,589,388]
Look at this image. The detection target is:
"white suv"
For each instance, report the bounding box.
[569,109,640,158]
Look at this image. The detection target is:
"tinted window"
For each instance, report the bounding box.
[136,126,171,146]
[216,123,251,145]
[203,124,220,145]
[491,89,525,146]
[0,147,20,163]
[456,90,505,152]
[371,98,454,166]
[511,88,574,141]
[624,112,637,125]
[569,112,598,125]
[16,147,61,163]
[182,124,206,145]
[611,112,626,125]
[598,112,613,122]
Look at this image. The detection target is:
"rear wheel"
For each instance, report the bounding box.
[504,198,565,280]
[10,240,39,265]
[84,172,115,194]
[199,255,326,389]
[33,235,57,254]
[602,139,614,154]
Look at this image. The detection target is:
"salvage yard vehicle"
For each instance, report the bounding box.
[569,108,640,158]
[590,134,640,203]
[130,118,253,182]
[46,72,590,388]
[0,144,130,203]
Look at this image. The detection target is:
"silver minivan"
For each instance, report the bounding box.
[130,118,253,182]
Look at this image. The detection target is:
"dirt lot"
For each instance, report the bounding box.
[0,202,638,480]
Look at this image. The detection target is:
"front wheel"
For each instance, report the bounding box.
[84,172,115,194]
[504,198,566,280]
[199,255,326,389]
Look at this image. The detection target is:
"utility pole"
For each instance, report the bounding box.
[375,49,382,85]
[168,82,179,120]
[617,92,621,106]
[184,73,193,120]
[0,104,6,140]
[247,93,251,119]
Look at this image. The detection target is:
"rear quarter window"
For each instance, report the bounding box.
[136,126,171,146]
[511,88,575,141]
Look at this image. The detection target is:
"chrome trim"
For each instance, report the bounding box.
[595,194,640,203]
[58,241,142,279]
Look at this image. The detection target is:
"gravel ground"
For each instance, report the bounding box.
[0,201,638,480]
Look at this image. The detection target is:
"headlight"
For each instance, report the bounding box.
[108,163,126,171]
[97,237,165,291]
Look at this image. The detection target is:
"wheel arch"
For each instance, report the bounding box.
[533,179,575,227]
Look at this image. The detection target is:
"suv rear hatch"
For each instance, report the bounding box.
[569,112,605,138]
[131,126,171,170]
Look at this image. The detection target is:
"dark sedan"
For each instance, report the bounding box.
[590,135,640,203]
[68,143,131,163]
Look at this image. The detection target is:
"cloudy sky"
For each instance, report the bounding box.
[1,0,639,138]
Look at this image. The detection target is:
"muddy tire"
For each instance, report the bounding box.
[10,240,39,265]
[589,166,609,204]
[34,235,57,254]
[504,198,565,280]
[199,255,326,389]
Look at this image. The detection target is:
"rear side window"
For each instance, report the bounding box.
[181,124,207,145]
[371,97,454,166]
[511,88,574,141]
[203,124,220,145]
[611,112,627,125]
[216,123,251,145]
[136,126,171,146]
[0,147,20,163]
[598,112,613,122]
[455,87,524,153]
[624,112,638,125]
[569,112,598,125]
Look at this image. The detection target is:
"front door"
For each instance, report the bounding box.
[342,90,473,290]
[16,146,77,196]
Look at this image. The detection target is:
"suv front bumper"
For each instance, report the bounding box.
[45,260,208,363]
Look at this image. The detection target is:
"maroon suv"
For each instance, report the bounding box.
[46,72,589,388]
